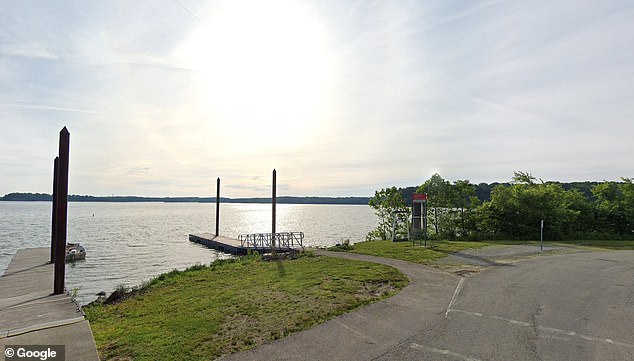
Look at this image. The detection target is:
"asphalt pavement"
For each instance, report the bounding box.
[222,247,634,361]
[379,249,634,361]
[220,251,460,361]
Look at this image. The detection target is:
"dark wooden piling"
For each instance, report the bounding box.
[272,169,277,253]
[50,157,59,263]
[53,127,70,295]
[215,177,220,237]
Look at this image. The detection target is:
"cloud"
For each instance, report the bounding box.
[0,44,59,60]
[1,0,633,197]
[0,104,103,114]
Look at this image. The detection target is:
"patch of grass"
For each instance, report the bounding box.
[347,239,634,265]
[327,239,354,252]
[84,255,408,361]
[349,240,497,264]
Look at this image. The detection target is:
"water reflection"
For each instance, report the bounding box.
[1,202,376,304]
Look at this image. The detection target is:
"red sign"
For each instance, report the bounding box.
[412,193,428,201]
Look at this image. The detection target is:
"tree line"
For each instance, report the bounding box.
[368,172,634,241]
[1,193,370,205]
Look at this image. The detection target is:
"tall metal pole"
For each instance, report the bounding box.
[215,177,220,237]
[54,127,70,295]
[272,169,276,254]
[50,157,59,263]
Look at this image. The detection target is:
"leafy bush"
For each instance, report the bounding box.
[328,239,354,251]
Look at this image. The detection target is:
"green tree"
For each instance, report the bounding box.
[367,187,408,240]
[619,178,634,234]
[592,180,633,235]
[512,171,537,185]
[481,173,576,240]
[561,188,594,236]
[453,180,478,238]
[592,181,625,234]
[481,184,520,238]
[416,173,451,237]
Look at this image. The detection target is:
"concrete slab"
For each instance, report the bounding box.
[0,321,100,361]
[0,248,99,361]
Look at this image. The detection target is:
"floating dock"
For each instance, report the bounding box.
[0,248,99,361]
[189,233,304,255]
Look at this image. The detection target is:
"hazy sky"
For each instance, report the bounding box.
[1,0,633,197]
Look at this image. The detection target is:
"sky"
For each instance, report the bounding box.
[1,0,633,197]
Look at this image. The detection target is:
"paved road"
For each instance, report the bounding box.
[222,249,634,361]
[380,250,634,361]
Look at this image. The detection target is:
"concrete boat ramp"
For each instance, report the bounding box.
[0,248,99,361]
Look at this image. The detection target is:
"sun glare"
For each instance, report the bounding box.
[178,0,334,143]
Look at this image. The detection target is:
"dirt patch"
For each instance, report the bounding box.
[453,269,481,277]
[219,314,269,353]
[356,281,398,299]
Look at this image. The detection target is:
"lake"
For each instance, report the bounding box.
[0,201,377,305]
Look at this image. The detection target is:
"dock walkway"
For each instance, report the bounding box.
[189,233,303,255]
[0,248,99,361]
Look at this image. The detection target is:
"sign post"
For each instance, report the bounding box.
[540,219,544,252]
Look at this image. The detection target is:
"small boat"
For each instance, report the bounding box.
[65,243,86,262]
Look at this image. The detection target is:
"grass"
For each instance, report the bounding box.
[335,239,634,264]
[84,254,408,361]
[343,240,497,264]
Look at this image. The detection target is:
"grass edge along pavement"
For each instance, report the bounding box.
[337,240,497,264]
[333,239,634,265]
[84,253,408,361]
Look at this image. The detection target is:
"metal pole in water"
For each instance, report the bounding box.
[50,157,58,263]
[215,177,220,237]
[54,127,70,295]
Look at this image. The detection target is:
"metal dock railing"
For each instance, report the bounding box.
[238,232,304,250]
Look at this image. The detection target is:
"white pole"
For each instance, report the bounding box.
[540,219,544,251]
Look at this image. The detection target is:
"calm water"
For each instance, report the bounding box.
[0,202,377,305]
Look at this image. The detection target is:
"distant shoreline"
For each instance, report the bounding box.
[0,193,370,205]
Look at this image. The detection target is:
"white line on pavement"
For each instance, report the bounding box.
[447,309,634,348]
[445,277,464,317]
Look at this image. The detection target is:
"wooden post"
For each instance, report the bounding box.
[272,169,276,254]
[50,157,59,263]
[54,127,70,295]
[215,177,220,237]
